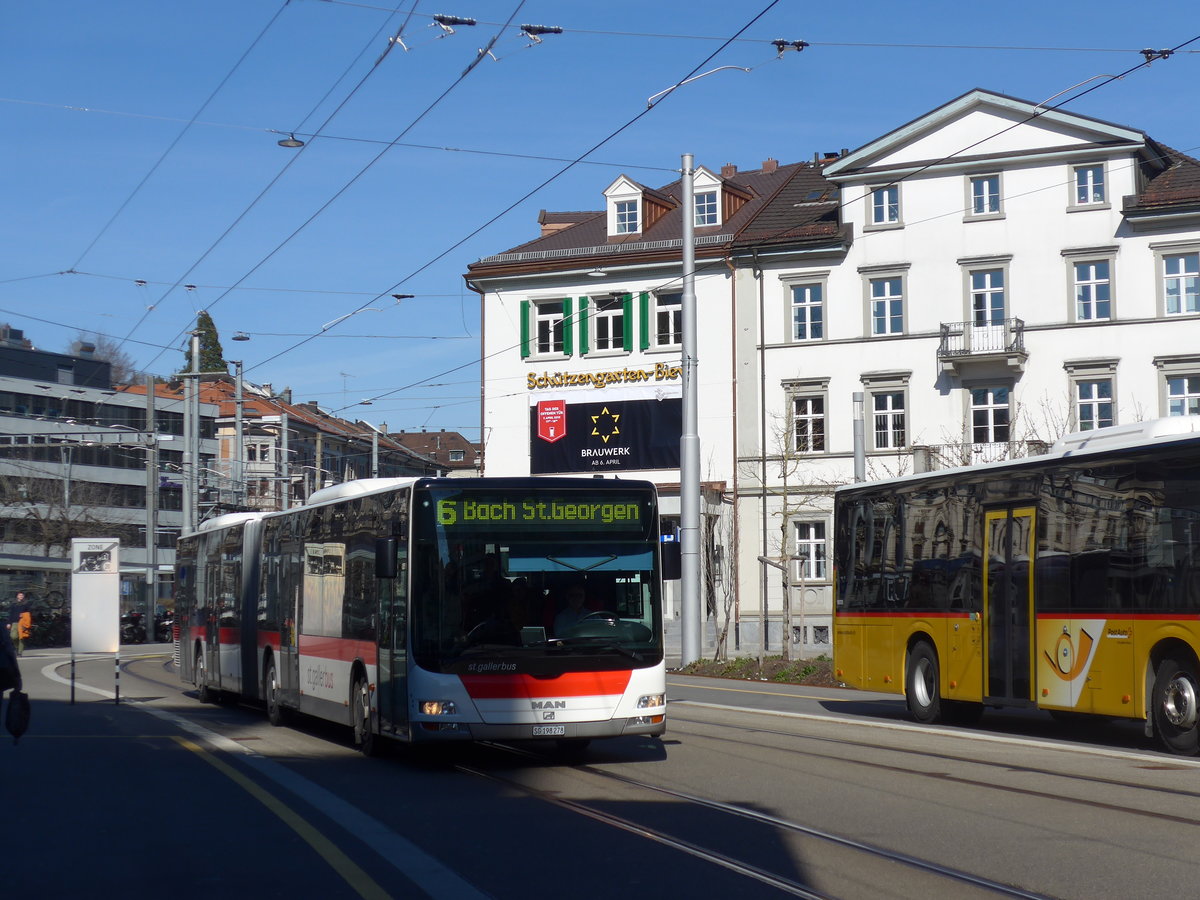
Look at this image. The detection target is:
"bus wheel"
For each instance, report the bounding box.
[194,647,211,704]
[905,642,942,724]
[352,677,378,757]
[265,659,285,726]
[1153,656,1200,755]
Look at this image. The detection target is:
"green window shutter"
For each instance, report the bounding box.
[622,293,634,352]
[578,297,590,355]
[520,299,531,358]
[562,297,574,356]
[639,292,650,350]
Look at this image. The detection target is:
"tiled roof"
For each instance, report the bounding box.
[468,160,845,274]
[1125,143,1200,215]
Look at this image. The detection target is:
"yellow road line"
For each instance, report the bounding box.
[667,679,859,702]
[172,737,391,900]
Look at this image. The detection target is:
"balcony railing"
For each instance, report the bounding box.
[937,317,1027,373]
[912,439,1051,473]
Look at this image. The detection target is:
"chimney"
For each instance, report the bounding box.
[761,158,778,174]
[77,341,96,358]
[537,209,576,237]
[720,163,737,178]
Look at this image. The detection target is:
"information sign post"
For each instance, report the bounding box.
[70,538,121,704]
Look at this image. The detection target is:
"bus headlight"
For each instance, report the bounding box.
[636,693,664,709]
[419,700,457,716]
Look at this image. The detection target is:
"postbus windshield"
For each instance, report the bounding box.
[410,483,664,673]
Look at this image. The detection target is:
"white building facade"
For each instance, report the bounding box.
[470,90,1200,659]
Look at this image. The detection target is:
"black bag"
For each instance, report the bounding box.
[5,689,29,744]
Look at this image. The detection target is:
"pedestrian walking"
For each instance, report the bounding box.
[1,620,28,744]
[8,591,31,656]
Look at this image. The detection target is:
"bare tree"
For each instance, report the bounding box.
[737,412,846,663]
[70,332,139,385]
[0,465,126,556]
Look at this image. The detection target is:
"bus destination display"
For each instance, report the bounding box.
[434,492,647,531]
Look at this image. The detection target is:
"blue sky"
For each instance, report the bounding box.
[2,1,1197,438]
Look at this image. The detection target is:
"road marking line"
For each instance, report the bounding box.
[173,736,390,900]
[671,699,1200,767]
[40,657,490,900]
[668,679,862,702]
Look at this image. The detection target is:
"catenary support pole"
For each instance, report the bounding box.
[144,375,158,634]
[853,392,866,483]
[680,152,702,667]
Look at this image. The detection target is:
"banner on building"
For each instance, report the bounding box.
[530,393,681,474]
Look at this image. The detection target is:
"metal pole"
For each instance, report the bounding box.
[190,333,201,531]
[280,412,291,511]
[144,375,157,634]
[680,152,702,667]
[853,392,866,483]
[234,361,244,509]
[371,432,379,479]
[182,334,196,536]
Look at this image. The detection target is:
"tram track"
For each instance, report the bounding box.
[664,709,1200,829]
[465,741,1049,900]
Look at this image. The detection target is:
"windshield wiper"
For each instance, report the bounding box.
[558,636,644,661]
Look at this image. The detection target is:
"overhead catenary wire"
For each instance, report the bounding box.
[125,1,435,368]
[250,0,785,381]
[137,0,531,373]
[69,2,293,272]
[312,4,1200,54]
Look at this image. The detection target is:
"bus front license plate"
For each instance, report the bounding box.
[533,725,566,736]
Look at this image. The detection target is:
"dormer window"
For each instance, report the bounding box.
[615,199,640,234]
[694,190,718,226]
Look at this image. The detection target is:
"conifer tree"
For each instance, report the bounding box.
[182,311,226,375]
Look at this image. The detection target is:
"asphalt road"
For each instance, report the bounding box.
[9,647,1200,899]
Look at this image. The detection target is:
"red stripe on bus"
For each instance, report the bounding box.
[834,611,971,619]
[298,635,378,666]
[1034,612,1200,621]
[461,670,632,699]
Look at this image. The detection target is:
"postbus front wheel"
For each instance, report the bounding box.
[1153,656,1200,755]
[905,642,942,724]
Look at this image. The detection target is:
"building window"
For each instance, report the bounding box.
[1164,252,1200,316]
[448,449,465,462]
[793,521,827,580]
[694,191,718,227]
[654,293,681,347]
[615,199,639,234]
[970,269,1006,325]
[792,396,825,453]
[535,300,566,354]
[970,386,1010,443]
[1167,376,1200,416]
[592,296,625,351]
[1073,164,1106,206]
[1076,378,1114,430]
[870,277,904,335]
[811,625,830,645]
[1074,260,1112,321]
[869,185,900,226]
[969,174,1001,216]
[790,283,824,341]
[872,391,906,450]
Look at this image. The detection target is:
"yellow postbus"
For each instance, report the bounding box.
[833,417,1200,755]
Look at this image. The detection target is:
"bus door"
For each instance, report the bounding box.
[376,540,409,736]
[983,507,1036,704]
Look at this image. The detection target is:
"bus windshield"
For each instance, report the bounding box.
[411,484,664,672]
